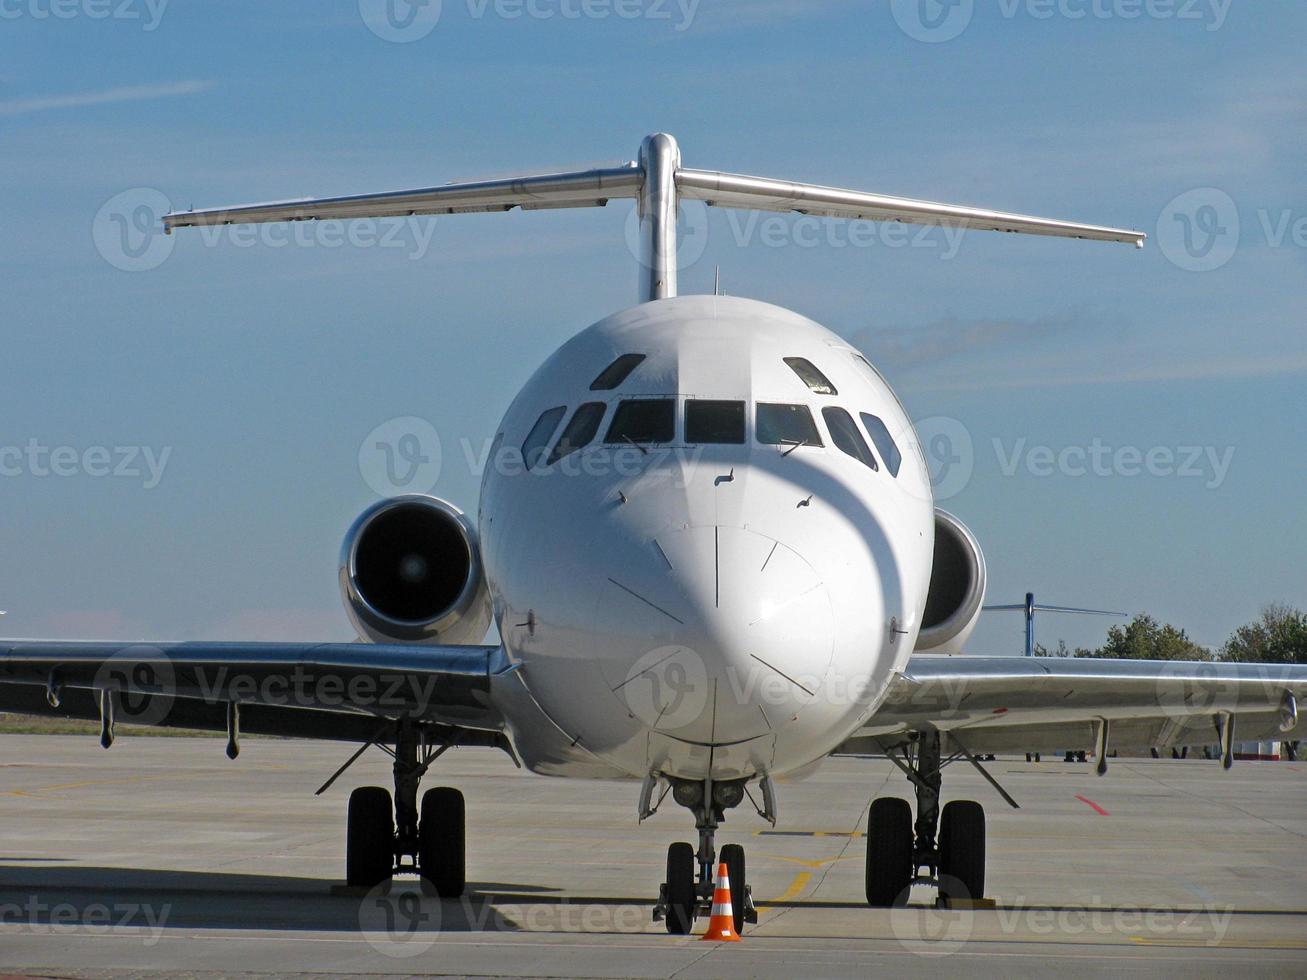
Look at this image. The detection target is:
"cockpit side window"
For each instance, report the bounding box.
[685,400,745,444]
[522,406,566,471]
[756,403,823,448]
[783,356,838,396]
[590,353,646,391]
[547,402,606,465]
[860,413,903,477]
[604,399,675,446]
[823,407,879,471]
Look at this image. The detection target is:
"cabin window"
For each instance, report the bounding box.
[860,413,902,477]
[547,402,606,465]
[605,399,675,446]
[756,403,823,448]
[823,407,879,471]
[521,406,566,471]
[783,356,837,396]
[685,400,745,444]
[590,353,646,391]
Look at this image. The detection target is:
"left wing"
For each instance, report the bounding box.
[842,656,1305,759]
[0,639,515,749]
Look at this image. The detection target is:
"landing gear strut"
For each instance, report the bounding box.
[653,776,758,935]
[344,720,466,896]
[867,730,991,907]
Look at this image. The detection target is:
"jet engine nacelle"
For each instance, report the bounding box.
[339,495,492,645]
[914,509,987,656]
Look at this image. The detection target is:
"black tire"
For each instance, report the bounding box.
[346,786,394,889]
[865,797,914,907]
[719,843,747,935]
[419,787,466,898]
[665,842,696,935]
[938,800,985,904]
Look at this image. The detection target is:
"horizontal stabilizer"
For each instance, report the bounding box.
[163,165,642,231]
[676,168,1145,247]
[162,133,1146,303]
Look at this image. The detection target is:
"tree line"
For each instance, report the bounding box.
[1037,604,1307,664]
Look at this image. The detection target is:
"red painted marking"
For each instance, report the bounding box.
[1074,794,1110,816]
[992,707,1008,715]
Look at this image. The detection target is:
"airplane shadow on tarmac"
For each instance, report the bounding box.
[0,865,600,934]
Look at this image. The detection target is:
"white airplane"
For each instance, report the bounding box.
[3,134,1303,936]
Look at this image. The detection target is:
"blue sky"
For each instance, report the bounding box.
[2,0,1303,653]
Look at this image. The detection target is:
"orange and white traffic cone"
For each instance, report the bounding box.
[700,862,742,942]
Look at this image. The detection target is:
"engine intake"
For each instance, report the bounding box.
[340,495,491,645]
[914,509,987,656]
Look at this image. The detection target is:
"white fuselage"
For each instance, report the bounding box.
[479,296,936,783]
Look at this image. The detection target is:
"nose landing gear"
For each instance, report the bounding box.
[652,776,758,935]
[343,721,466,896]
[866,730,1001,908]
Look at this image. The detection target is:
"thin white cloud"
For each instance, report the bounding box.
[0,80,214,117]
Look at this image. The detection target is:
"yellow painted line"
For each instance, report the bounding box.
[1129,936,1307,950]
[767,854,846,870]
[1,772,175,797]
[755,871,811,919]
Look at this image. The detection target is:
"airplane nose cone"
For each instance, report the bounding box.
[599,525,835,744]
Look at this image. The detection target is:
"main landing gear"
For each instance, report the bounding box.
[866,730,1004,908]
[344,721,466,897]
[652,776,759,936]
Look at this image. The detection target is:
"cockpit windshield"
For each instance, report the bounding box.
[604,399,675,446]
[756,403,822,448]
[685,400,745,444]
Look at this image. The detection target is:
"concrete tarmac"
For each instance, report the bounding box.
[0,734,1304,978]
